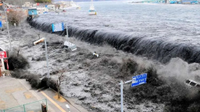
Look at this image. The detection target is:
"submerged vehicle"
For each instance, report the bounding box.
[185,79,200,87]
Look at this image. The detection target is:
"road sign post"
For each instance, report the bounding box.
[65,23,68,38]
[34,38,50,79]
[120,80,123,112]
[120,73,147,112]
[44,39,50,79]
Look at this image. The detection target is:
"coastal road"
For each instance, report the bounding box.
[0,76,88,112]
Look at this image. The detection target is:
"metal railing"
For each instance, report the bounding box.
[0,99,47,112]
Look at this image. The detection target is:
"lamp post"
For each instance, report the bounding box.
[34,38,50,78]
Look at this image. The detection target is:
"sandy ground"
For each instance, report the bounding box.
[2,22,200,112]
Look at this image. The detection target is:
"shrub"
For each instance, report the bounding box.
[8,52,29,70]
[7,9,27,26]
[35,0,51,3]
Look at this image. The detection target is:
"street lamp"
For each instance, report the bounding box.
[34,38,50,78]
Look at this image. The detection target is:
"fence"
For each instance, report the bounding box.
[0,99,47,112]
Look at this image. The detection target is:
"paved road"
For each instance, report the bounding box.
[0,76,88,112]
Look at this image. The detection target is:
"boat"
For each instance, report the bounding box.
[89,0,97,15]
[59,0,80,11]
[69,0,81,10]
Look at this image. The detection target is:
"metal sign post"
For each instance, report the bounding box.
[65,23,68,38]
[34,38,50,78]
[44,39,50,78]
[120,80,123,112]
[119,73,147,112]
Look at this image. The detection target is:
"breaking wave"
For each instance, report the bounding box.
[27,17,200,64]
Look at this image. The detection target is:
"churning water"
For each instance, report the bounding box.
[28,1,200,63]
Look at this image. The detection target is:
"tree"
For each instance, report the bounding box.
[56,69,65,99]
[7,9,27,26]
[35,0,51,3]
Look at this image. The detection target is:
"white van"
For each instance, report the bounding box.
[185,79,200,87]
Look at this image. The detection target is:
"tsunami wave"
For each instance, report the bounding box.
[27,17,200,64]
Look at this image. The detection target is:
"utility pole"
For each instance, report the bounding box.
[20,0,23,7]
[3,1,11,53]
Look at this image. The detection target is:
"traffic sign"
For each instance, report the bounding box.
[132,73,147,87]
[0,51,7,59]
[52,22,64,32]
[0,21,2,28]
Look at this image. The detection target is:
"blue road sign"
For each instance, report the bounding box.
[52,22,64,32]
[0,21,2,28]
[132,73,147,87]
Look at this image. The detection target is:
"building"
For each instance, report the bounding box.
[182,0,198,3]
[37,7,49,15]
[22,2,32,8]
[47,5,55,11]
[28,8,37,16]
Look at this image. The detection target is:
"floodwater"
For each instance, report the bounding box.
[9,2,200,111]
[37,2,200,44]
[30,2,200,63]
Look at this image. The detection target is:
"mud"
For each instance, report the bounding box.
[1,22,200,112]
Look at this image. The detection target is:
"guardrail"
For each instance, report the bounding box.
[0,99,47,112]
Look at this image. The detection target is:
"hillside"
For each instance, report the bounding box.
[4,0,35,5]
[75,0,122,1]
